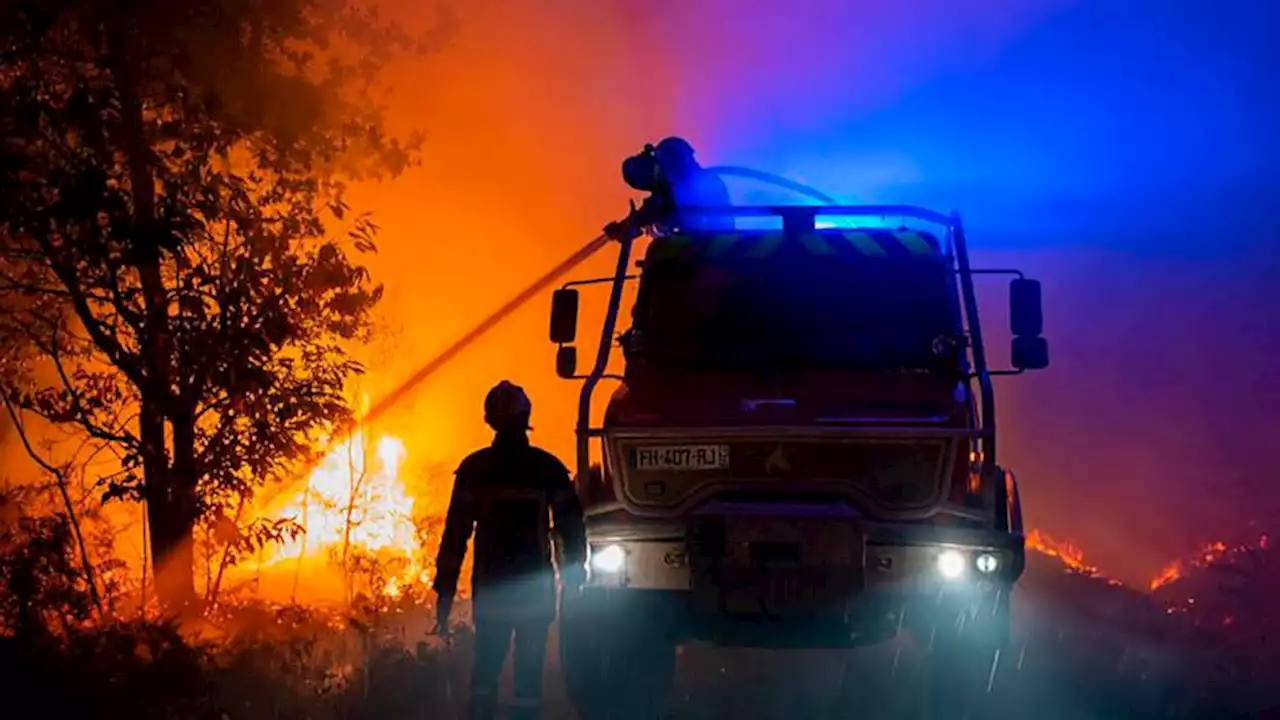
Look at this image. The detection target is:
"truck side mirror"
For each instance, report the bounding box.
[556,345,578,378]
[1011,336,1049,371]
[1009,279,1043,337]
[550,289,580,344]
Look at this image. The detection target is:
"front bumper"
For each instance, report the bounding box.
[579,517,1018,646]
[584,519,1025,591]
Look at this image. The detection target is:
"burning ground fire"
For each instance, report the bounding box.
[1148,534,1271,592]
[1022,528,1274,599]
[247,427,431,601]
[1025,528,1101,577]
[1023,528,1268,598]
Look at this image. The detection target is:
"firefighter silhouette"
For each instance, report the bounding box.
[616,136,734,236]
[432,381,587,720]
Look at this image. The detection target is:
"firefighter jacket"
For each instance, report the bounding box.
[433,434,587,618]
[668,166,734,232]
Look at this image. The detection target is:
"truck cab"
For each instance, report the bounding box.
[548,205,1048,719]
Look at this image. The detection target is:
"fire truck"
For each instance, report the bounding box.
[547,201,1049,718]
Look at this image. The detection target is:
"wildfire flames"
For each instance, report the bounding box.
[251,427,429,599]
[1022,528,1273,597]
[1149,535,1270,592]
[1149,562,1182,591]
[1026,528,1100,576]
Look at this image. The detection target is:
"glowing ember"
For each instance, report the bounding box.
[1026,529,1099,576]
[1199,541,1228,565]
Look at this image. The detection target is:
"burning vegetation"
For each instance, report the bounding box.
[247,432,415,589]
[240,423,438,604]
[1025,529,1100,577]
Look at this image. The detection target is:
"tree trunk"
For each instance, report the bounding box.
[105,15,191,611]
[145,485,196,611]
[134,210,191,610]
[152,405,199,611]
[142,401,195,611]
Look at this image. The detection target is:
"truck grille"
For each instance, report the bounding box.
[611,435,953,515]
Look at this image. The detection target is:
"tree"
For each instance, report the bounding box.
[0,0,438,609]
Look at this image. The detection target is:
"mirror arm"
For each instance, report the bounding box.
[981,369,1027,377]
[571,373,624,381]
[967,268,1026,279]
[562,274,639,291]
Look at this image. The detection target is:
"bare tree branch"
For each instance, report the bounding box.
[0,390,103,617]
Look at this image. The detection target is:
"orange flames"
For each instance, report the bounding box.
[249,423,429,600]
[1023,528,1272,596]
[1026,528,1099,576]
[1148,540,1229,592]
[1149,536,1269,592]
[1149,562,1182,591]
[1147,541,1228,592]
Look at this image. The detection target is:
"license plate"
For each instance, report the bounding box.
[763,575,820,608]
[630,445,730,471]
[720,571,835,614]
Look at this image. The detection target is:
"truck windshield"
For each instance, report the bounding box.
[631,250,962,375]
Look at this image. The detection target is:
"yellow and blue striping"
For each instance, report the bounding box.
[646,229,943,262]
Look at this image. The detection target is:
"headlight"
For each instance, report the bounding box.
[975,552,1000,574]
[590,544,625,574]
[937,549,967,580]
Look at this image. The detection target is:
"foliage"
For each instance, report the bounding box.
[0,0,443,605]
[217,516,306,569]
[0,602,463,720]
[0,486,98,635]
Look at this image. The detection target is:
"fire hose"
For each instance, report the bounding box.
[361,232,612,428]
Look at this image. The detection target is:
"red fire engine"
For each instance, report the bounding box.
[549,202,1048,719]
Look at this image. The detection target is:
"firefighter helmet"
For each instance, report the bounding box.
[484,380,532,430]
[654,136,699,185]
[654,136,696,163]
